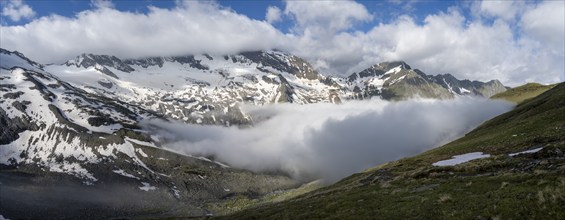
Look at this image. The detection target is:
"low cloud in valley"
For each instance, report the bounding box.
[143,98,513,183]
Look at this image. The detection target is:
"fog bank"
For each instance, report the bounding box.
[143,98,513,182]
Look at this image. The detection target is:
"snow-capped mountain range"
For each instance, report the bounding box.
[44,50,341,126]
[0,48,507,217]
[0,47,507,182]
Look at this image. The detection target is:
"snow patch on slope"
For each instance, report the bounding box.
[509,147,543,157]
[432,152,491,166]
[0,67,160,184]
[113,169,141,179]
[139,182,157,191]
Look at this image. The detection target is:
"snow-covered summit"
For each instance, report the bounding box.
[42,50,343,125]
[340,60,506,100]
[2,48,507,126]
[0,48,44,71]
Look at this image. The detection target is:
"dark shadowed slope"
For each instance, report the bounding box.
[224,83,565,219]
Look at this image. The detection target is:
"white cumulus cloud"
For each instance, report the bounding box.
[521,1,565,55]
[265,6,281,24]
[285,0,373,36]
[91,0,115,9]
[0,1,288,64]
[478,0,523,21]
[0,0,563,86]
[285,1,564,86]
[1,0,35,22]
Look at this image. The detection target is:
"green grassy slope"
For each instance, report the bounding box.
[491,82,556,104]
[224,83,565,219]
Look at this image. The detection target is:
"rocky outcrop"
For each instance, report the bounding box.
[344,61,507,100]
[432,73,507,97]
[240,51,321,80]
[0,56,300,218]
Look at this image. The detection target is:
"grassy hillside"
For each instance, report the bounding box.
[491,82,556,104]
[223,83,565,219]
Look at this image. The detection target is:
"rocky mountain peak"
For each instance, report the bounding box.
[348,61,412,82]
[0,48,44,70]
[378,61,412,71]
[66,53,135,73]
[430,74,507,97]
[343,60,507,100]
[239,50,322,80]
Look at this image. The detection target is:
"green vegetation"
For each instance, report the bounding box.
[208,180,322,215]
[491,82,556,104]
[222,83,565,219]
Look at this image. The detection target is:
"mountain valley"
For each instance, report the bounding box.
[0,48,554,219]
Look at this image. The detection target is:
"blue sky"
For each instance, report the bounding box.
[0,0,563,85]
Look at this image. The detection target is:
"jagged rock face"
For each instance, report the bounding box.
[1,50,339,217]
[0,48,44,70]
[340,61,506,100]
[0,53,299,218]
[49,51,506,110]
[431,74,507,97]
[350,61,411,80]
[474,80,508,97]
[240,51,321,80]
[0,66,150,182]
[45,50,341,126]
[0,108,40,145]
[66,54,135,73]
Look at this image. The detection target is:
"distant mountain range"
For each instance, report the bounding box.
[345,61,506,100]
[0,48,507,218]
[2,48,507,126]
